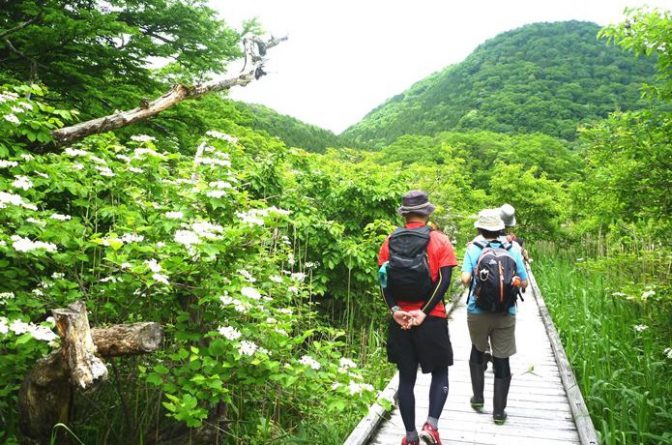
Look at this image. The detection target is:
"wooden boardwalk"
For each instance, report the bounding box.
[346,270,599,445]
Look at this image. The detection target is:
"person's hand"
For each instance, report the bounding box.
[393,310,414,329]
[407,309,427,326]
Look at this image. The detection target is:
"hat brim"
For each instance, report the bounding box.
[398,202,435,216]
[474,220,505,231]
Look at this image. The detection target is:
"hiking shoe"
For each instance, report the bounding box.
[419,423,442,445]
[401,437,419,445]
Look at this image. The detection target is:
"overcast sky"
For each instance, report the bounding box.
[210,0,672,134]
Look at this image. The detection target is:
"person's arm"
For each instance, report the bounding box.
[513,250,528,289]
[421,266,453,314]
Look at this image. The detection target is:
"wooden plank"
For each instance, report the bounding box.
[527,268,600,445]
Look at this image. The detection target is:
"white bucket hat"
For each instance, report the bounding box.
[474,208,505,231]
[499,204,516,227]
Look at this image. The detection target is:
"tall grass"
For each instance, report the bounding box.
[533,243,672,445]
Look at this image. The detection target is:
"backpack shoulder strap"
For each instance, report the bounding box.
[473,239,488,249]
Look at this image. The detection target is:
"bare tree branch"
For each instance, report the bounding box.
[0,11,42,40]
[50,35,287,146]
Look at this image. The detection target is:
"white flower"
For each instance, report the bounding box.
[11,106,25,114]
[348,382,374,395]
[50,213,72,221]
[156,241,166,248]
[288,286,299,294]
[633,324,648,333]
[611,292,627,298]
[64,148,89,157]
[664,347,672,359]
[290,272,306,282]
[0,317,8,335]
[115,154,131,163]
[265,317,277,324]
[192,221,223,239]
[120,262,132,270]
[145,259,162,273]
[174,229,201,246]
[130,134,155,143]
[128,167,144,174]
[220,294,237,306]
[209,181,233,189]
[20,153,33,161]
[9,319,30,335]
[121,233,144,243]
[52,272,65,279]
[132,148,165,160]
[152,273,170,285]
[641,290,656,300]
[241,286,262,300]
[0,160,18,168]
[206,190,227,198]
[18,101,33,111]
[0,292,15,303]
[234,300,251,313]
[30,325,58,342]
[72,163,85,171]
[270,275,283,283]
[89,155,107,165]
[299,355,321,370]
[4,114,20,124]
[95,165,115,177]
[278,308,293,315]
[218,326,242,341]
[12,175,33,190]
[238,340,258,356]
[339,358,357,371]
[165,211,183,220]
[35,172,49,179]
[238,269,256,283]
[206,130,238,143]
[100,276,118,283]
[305,262,317,269]
[32,288,44,296]
[11,235,57,253]
[26,217,46,227]
[274,327,288,336]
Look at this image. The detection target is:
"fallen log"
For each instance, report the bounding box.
[18,301,163,445]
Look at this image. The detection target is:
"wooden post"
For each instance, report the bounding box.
[18,301,163,445]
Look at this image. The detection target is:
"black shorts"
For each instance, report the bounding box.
[386,316,454,373]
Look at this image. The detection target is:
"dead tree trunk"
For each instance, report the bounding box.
[50,35,287,146]
[18,301,163,445]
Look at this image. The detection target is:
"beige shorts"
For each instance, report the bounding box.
[467,312,516,358]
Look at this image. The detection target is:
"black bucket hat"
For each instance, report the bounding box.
[397,190,436,216]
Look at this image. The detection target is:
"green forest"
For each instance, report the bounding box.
[0,2,671,445]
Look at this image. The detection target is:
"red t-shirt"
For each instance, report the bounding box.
[378,222,458,318]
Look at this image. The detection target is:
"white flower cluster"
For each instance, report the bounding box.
[339,358,357,371]
[0,191,39,210]
[220,294,251,313]
[94,165,115,177]
[50,213,72,221]
[241,286,262,300]
[130,134,156,143]
[238,269,256,282]
[347,381,374,395]
[165,211,184,220]
[26,217,46,227]
[206,130,238,143]
[641,290,656,300]
[145,259,162,273]
[174,221,224,249]
[128,166,144,174]
[64,147,90,157]
[236,206,291,226]
[299,355,321,370]
[152,273,170,285]
[12,175,33,191]
[0,291,15,304]
[664,347,672,360]
[4,114,20,125]
[238,340,258,356]
[0,91,19,103]
[290,272,306,282]
[633,324,648,333]
[132,147,166,160]
[0,317,58,342]
[11,235,57,253]
[218,325,242,341]
[269,275,283,283]
[0,160,18,168]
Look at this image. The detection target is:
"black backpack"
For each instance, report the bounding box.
[471,239,519,313]
[386,226,433,302]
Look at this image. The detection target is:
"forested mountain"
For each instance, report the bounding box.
[343,21,657,147]
[230,101,343,152]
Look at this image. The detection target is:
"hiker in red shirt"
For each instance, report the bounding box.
[378,190,457,445]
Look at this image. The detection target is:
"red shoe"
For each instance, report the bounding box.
[401,437,419,445]
[419,423,442,445]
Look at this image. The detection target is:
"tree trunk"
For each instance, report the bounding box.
[18,301,163,445]
[50,35,286,146]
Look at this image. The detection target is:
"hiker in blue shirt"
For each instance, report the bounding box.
[461,209,527,425]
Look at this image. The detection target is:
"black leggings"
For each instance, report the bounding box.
[470,344,511,378]
[398,361,449,432]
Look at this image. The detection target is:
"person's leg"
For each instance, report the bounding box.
[427,366,448,425]
[492,356,512,424]
[469,344,486,411]
[398,358,420,441]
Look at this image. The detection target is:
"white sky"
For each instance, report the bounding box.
[210,0,672,134]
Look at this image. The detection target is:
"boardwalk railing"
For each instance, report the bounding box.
[345,266,600,445]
